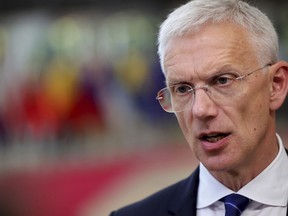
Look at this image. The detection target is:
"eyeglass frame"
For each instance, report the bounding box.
[156,63,272,113]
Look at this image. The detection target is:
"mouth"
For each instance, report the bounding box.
[200,133,230,143]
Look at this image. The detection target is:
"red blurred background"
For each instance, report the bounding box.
[0,1,287,215]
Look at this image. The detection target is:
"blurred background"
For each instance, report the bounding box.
[0,0,287,215]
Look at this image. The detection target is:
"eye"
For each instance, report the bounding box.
[171,84,192,95]
[211,73,237,86]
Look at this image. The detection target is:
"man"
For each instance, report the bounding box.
[110,0,288,215]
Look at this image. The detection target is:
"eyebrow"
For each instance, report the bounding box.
[214,64,242,74]
[165,79,192,87]
[165,64,242,86]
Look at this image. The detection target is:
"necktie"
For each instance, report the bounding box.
[220,194,250,216]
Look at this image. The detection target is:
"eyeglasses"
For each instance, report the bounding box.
[156,64,272,113]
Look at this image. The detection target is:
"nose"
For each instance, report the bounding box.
[191,87,219,120]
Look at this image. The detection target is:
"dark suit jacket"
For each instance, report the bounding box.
[110,149,288,216]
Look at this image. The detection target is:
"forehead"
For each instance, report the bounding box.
[164,23,259,81]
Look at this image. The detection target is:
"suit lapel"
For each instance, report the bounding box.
[167,167,200,216]
[167,148,288,215]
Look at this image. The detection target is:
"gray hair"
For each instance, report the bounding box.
[157,0,279,74]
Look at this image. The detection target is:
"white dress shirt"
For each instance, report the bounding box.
[197,134,288,216]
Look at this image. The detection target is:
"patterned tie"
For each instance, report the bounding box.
[220,194,250,216]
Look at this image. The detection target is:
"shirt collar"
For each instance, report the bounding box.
[197,133,288,209]
[238,134,288,206]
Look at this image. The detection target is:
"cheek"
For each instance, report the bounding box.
[238,91,271,134]
[175,112,194,140]
[176,113,189,134]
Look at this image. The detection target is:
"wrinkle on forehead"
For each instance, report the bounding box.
[163,23,259,85]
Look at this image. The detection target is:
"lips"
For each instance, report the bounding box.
[201,133,229,143]
[198,132,231,151]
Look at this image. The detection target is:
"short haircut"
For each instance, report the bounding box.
[158,0,279,74]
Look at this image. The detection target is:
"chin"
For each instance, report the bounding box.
[201,155,237,172]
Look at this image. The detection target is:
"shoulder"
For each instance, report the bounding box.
[110,167,200,216]
[109,178,188,216]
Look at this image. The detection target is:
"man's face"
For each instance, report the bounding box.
[164,23,277,174]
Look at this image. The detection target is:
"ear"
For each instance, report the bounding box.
[269,61,288,111]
